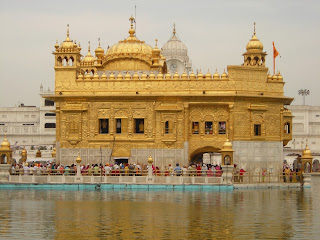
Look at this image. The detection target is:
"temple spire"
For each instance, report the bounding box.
[253,22,256,36]
[173,23,176,35]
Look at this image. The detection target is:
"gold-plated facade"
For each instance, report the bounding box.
[49,19,293,168]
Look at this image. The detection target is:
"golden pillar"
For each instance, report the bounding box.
[21,147,27,163]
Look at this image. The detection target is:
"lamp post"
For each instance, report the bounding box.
[298,89,310,105]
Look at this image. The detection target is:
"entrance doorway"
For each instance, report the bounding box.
[190,147,221,166]
[114,158,128,165]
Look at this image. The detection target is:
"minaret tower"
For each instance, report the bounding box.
[53,24,81,93]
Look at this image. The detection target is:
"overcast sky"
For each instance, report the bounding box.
[0,0,319,107]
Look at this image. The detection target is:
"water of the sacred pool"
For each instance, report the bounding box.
[0,179,319,240]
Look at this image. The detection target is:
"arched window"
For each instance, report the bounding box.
[254,56,259,65]
[63,57,68,67]
[69,57,74,66]
[91,70,94,76]
[57,57,62,66]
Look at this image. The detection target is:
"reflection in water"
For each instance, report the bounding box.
[0,181,320,240]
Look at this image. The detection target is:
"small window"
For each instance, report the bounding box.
[135,119,144,134]
[116,119,121,134]
[24,115,29,118]
[45,123,56,128]
[45,113,56,117]
[45,99,55,106]
[164,121,173,134]
[254,124,261,136]
[316,115,319,117]
[31,115,36,118]
[192,122,199,134]
[284,122,290,134]
[99,119,109,134]
[219,121,226,134]
[2,115,6,118]
[205,121,213,135]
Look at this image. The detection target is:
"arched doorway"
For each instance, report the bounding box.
[190,146,221,165]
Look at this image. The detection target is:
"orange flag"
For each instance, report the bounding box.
[273,41,280,59]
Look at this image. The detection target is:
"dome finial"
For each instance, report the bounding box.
[98,38,101,47]
[253,22,256,35]
[67,24,70,38]
[173,23,176,35]
[155,39,158,47]
[88,41,91,52]
[129,16,136,37]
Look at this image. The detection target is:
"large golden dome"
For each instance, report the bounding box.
[105,17,153,61]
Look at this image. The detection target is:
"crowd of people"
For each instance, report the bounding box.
[282,164,303,183]
[10,162,229,177]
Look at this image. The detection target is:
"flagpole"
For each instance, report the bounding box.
[273,41,275,75]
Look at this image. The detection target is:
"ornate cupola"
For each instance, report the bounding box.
[95,38,104,65]
[243,23,267,67]
[0,135,13,164]
[53,24,81,68]
[82,41,95,66]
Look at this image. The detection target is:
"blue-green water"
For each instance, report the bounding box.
[0,182,319,239]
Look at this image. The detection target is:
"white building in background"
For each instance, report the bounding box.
[162,24,192,75]
[283,105,320,171]
[0,86,56,157]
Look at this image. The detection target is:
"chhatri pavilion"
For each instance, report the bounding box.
[48,17,293,172]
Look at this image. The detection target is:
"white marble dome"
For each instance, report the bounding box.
[162,34,188,59]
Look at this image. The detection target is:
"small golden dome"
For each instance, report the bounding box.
[302,145,313,158]
[54,40,59,49]
[141,72,147,80]
[132,72,139,80]
[272,74,278,80]
[181,71,188,79]
[221,69,228,79]
[0,136,11,151]
[197,70,203,79]
[267,73,272,80]
[101,72,107,80]
[109,72,115,80]
[61,24,75,49]
[205,70,212,79]
[117,72,123,80]
[189,71,196,80]
[165,72,171,79]
[157,72,164,80]
[173,72,180,80]
[85,73,91,80]
[213,69,220,79]
[148,154,153,164]
[83,42,95,63]
[125,72,131,80]
[222,139,233,150]
[246,24,263,52]
[21,147,27,155]
[76,152,82,164]
[95,38,104,58]
[149,72,155,80]
[278,72,283,81]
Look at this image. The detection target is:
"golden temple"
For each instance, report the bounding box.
[49,18,293,171]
